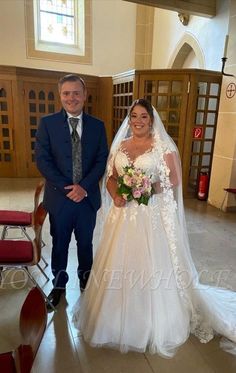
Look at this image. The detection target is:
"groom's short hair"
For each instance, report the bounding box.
[58,74,86,92]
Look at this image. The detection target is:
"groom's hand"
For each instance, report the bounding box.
[65,184,87,202]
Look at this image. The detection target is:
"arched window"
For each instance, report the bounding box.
[25,0,92,64]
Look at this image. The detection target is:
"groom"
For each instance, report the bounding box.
[35,74,108,309]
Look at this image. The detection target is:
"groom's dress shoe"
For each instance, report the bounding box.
[46,288,65,310]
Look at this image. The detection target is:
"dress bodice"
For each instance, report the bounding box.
[114,148,160,183]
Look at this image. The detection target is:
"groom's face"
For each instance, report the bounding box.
[60,80,87,116]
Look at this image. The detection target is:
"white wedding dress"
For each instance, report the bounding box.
[73,148,236,357]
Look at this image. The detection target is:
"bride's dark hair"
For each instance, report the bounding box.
[129,99,154,121]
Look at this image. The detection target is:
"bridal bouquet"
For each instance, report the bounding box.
[117,165,153,206]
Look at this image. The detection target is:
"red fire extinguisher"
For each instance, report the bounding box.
[197,172,209,200]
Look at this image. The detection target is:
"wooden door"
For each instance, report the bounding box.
[112,79,134,137]
[138,73,190,159]
[183,74,222,195]
[0,80,16,177]
[23,82,61,177]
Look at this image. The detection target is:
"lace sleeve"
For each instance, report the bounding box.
[164,151,182,187]
[106,152,116,181]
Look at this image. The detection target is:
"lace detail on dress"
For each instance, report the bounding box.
[149,202,161,231]
[154,135,192,304]
[119,141,154,164]
[106,152,115,180]
[190,309,214,343]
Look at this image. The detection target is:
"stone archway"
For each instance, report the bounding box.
[168,34,205,69]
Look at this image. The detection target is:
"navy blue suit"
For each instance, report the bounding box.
[35,109,108,288]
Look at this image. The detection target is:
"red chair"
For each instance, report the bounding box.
[220,188,236,211]
[0,287,47,373]
[0,180,48,279]
[0,202,55,310]
[0,180,44,240]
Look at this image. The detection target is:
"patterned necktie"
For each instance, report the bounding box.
[69,117,82,184]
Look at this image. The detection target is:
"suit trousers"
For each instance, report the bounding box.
[49,197,97,289]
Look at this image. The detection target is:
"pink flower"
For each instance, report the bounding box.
[132,189,142,198]
[123,174,132,186]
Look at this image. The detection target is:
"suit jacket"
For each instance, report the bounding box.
[35,109,108,215]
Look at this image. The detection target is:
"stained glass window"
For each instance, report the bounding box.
[38,0,76,45]
[26,0,91,63]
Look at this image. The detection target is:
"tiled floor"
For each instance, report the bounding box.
[0,178,236,373]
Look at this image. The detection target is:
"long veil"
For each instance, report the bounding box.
[93,104,236,355]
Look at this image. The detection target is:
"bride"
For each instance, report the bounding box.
[73,99,236,358]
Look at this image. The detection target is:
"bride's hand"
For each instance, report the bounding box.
[114,195,126,207]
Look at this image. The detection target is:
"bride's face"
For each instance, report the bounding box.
[129,105,152,137]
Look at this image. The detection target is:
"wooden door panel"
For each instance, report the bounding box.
[23,82,61,177]
[0,80,16,177]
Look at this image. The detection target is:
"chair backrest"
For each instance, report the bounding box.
[33,181,45,222]
[14,287,47,373]
[32,202,47,264]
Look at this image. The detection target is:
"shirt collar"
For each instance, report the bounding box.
[66,111,83,122]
